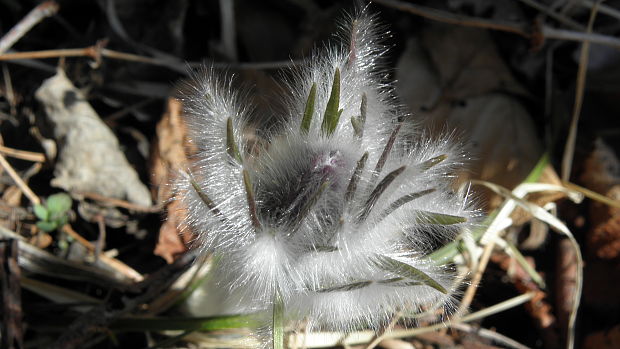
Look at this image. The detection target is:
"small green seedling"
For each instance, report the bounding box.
[34,193,72,232]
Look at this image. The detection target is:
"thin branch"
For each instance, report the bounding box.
[0,145,46,162]
[62,224,143,282]
[580,0,620,21]
[73,191,160,213]
[541,26,620,50]
[375,0,620,50]
[0,1,59,54]
[374,0,530,36]
[516,0,584,31]
[2,64,17,116]
[0,153,40,205]
[0,46,302,71]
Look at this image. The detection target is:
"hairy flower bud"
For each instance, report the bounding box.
[174,7,479,342]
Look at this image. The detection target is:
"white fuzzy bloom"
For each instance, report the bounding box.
[174,9,478,337]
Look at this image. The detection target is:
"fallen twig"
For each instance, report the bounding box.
[0,1,59,54]
[73,191,161,213]
[0,45,301,71]
[62,224,143,282]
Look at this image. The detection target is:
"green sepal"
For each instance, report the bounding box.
[321,68,341,136]
[315,280,372,293]
[374,254,448,294]
[226,117,242,163]
[301,83,317,133]
[414,210,467,225]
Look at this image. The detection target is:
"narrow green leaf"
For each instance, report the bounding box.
[272,289,285,349]
[345,152,369,203]
[226,117,242,163]
[315,280,372,293]
[358,165,406,222]
[46,193,72,214]
[374,255,448,294]
[414,210,467,225]
[33,204,49,221]
[110,314,259,332]
[243,170,261,230]
[321,68,341,136]
[301,83,317,133]
[380,188,437,221]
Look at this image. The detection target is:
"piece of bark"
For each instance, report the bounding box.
[580,139,620,262]
[0,239,23,349]
[35,69,152,207]
[491,252,559,348]
[583,323,620,349]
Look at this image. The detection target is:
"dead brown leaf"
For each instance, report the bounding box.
[150,98,193,263]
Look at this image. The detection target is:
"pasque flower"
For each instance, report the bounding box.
[174,9,477,337]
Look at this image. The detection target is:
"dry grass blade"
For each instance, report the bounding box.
[561,1,601,182]
[288,292,536,348]
[472,179,583,349]
[562,180,620,209]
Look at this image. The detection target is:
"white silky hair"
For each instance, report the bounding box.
[174,7,478,341]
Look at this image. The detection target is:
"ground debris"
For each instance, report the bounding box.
[35,69,152,207]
